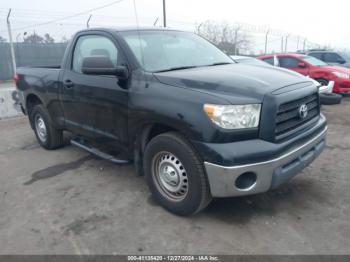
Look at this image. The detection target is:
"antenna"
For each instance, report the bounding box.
[133,0,145,67]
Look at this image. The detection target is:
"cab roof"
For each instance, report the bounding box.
[78,27,184,34]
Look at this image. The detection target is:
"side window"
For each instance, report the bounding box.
[309,52,323,60]
[72,35,119,73]
[279,57,299,68]
[263,58,274,65]
[323,52,342,63]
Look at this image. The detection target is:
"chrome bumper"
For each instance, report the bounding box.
[204,127,327,197]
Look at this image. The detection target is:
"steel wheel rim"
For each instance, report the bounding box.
[151,151,189,201]
[35,114,47,143]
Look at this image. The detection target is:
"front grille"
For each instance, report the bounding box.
[275,93,319,137]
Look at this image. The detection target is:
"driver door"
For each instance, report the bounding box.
[59,33,129,148]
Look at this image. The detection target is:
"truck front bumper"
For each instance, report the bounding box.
[204,126,327,198]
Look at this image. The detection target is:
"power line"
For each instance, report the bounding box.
[0,0,126,33]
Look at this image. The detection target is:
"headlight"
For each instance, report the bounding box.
[332,72,350,79]
[204,104,261,129]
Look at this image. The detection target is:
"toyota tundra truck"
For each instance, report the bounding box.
[16,28,327,215]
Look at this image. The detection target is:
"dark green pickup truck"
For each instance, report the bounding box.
[16,28,327,215]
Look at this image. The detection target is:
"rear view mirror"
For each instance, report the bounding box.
[81,56,128,79]
[298,62,307,68]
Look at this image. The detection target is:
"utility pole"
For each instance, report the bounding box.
[264,29,270,55]
[87,14,92,28]
[162,0,166,27]
[233,27,239,55]
[281,37,284,53]
[7,9,17,75]
[297,36,300,51]
[303,38,307,52]
[285,34,289,53]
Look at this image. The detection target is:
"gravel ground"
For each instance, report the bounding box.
[0,97,349,255]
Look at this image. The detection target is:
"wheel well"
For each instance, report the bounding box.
[134,123,195,176]
[26,94,42,115]
[315,78,329,85]
[149,124,175,140]
[143,124,176,151]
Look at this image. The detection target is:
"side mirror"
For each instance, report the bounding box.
[298,62,307,68]
[81,56,128,79]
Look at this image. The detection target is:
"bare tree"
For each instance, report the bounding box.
[44,33,55,44]
[0,36,7,43]
[24,33,44,44]
[23,33,55,44]
[195,20,253,55]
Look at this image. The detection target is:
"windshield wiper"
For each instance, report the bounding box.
[154,63,232,73]
[154,66,198,73]
[207,62,233,66]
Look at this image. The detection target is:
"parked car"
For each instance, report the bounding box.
[258,53,350,93]
[307,50,350,69]
[16,28,327,215]
[230,55,272,67]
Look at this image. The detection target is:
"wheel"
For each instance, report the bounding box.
[316,78,329,87]
[319,93,342,105]
[144,132,212,216]
[29,104,64,149]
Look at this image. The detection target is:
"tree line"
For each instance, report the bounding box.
[0,33,69,44]
[196,20,253,55]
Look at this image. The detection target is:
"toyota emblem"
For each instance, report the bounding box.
[299,104,308,119]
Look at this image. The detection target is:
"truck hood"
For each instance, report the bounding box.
[154,64,313,104]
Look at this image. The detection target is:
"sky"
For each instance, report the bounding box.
[0,0,349,53]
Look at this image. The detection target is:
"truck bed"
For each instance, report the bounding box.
[17,66,61,88]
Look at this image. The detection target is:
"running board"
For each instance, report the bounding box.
[70,138,130,165]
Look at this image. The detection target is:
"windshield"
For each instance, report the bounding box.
[120,30,233,72]
[303,55,328,66]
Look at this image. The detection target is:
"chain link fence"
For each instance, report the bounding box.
[0,42,67,80]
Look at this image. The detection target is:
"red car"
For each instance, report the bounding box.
[258,54,350,93]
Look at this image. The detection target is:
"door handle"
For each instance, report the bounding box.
[64,80,74,89]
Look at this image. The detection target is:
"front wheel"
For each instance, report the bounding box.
[316,78,329,87]
[144,132,212,216]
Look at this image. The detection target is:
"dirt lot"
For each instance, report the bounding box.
[0,97,349,255]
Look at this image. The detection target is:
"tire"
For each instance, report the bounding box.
[319,93,342,105]
[316,78,329,86]
[144,132,212,216]
[29,104,64,149]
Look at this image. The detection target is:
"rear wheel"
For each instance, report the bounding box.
[144,132,212,216]
[30,104,64,149]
